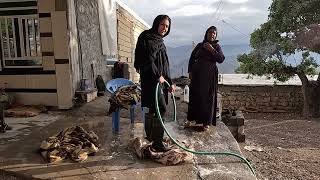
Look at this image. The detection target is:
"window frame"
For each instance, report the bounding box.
[0,15,42,69]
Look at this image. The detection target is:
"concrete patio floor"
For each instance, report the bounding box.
[0,96,255,180]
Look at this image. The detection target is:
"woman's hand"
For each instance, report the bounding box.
[159,76,165,83]
[203,42,215,53]
[169,84,176,93]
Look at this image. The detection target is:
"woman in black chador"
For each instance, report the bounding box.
[186,26,225,131]
[134,15,175,152]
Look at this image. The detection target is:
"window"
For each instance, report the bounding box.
[0,16,41,68]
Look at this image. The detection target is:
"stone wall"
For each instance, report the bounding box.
[68,0,80,93]
[219,85,304,112]
[74,0,111,89]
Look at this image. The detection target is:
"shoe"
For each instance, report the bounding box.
[4,124,12,130]
[151,142,171,152]
[0,124,12,133]
[145,136,152,142]
[202,125,210,131]
[184,121,192,128]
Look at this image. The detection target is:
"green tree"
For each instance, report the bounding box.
[236,0,320,117]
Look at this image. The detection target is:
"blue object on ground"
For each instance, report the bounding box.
[105,78,144,133]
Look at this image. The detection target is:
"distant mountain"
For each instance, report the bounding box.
[167,44,251,78]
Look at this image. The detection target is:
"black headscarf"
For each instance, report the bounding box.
[203,26,219,44]
[151,15,171,37]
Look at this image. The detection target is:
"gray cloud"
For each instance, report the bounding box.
[120,0,272,47]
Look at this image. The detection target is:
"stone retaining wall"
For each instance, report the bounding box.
[219,85,303,112]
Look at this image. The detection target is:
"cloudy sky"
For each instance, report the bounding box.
[120,0,273,47]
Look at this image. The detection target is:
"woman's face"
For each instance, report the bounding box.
[158,18,170,37]
[206,29,217,42]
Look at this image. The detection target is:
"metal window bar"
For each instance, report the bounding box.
[24,18,29,57]
[12,18,17,58]
[18,18,25,57]
[13,18,21,57]
[35,19,41,56]
[30,19,35,57]
[0,20,4,60]
[33,19,37,56]
[0,20,9,58]
[10,19,15,58]
[8,18,14,58]
[22,18,26,57]
[4,18,11,59]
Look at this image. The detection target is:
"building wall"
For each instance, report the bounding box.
[0,0,148,108]
[116,4,149,83]
[67,0,80,93]
[0,74,58,106]
[0,0,70,108]
[219,85,304,112]
[74,0,111,89]
[38,0,73,109]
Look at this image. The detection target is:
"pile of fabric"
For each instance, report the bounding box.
[130,137,193,165]
[39,126,100,163]
[108,85,141,114]
[5,105,47,117]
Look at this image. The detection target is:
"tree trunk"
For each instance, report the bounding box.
[301,80,320,118]
[298,72,320,118]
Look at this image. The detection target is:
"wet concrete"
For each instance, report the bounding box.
[0,96,255,179]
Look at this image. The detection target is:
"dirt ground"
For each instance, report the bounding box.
[170,90,320,180]
[240,113,320,180]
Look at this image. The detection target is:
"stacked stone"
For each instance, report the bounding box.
[219,85,303,113]
[221,110,245,142]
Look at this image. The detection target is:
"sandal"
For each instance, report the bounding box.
[202,125,210,131]
[184,121,192,128]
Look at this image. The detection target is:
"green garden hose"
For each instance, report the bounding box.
[154,80,256,175]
